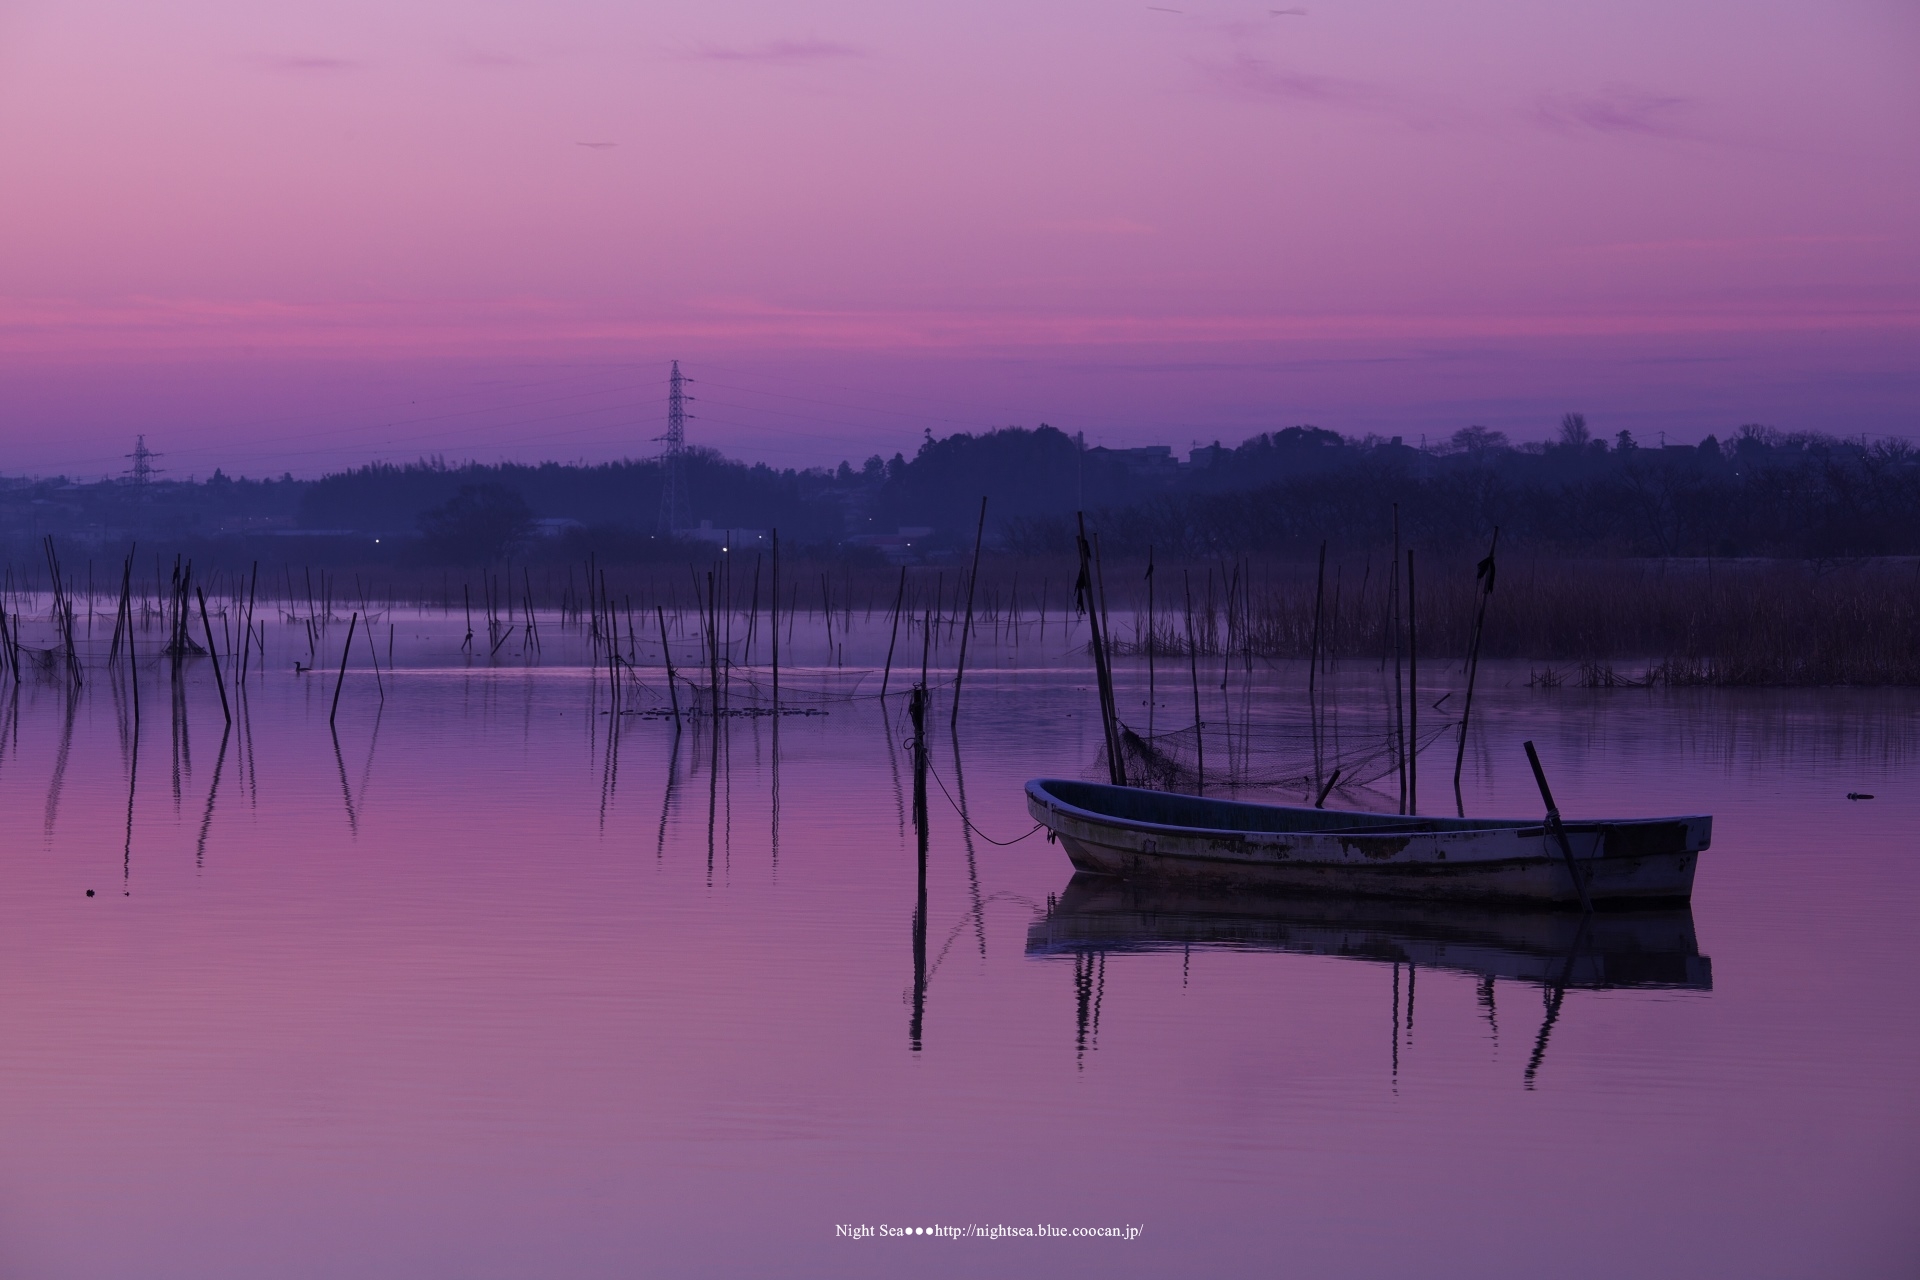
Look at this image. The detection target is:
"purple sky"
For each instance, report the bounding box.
[2,0,1915,478]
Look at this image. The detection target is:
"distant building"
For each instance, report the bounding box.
[1188,441,1228,469]
[1088,444,1181,480]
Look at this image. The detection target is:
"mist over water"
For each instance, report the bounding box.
[0,607,1912,1277]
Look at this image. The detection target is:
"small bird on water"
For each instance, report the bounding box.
[1847,792,1875,800]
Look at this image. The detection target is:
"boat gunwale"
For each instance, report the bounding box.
[1025,777,1708,846]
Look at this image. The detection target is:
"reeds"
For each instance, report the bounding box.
[0,546,1910,689]
[950,496,987,725]
[1112,557,1920,686]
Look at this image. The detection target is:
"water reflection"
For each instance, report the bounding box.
[122,709,139,895]
[947,725,986,958]
[1029,874,1711,1083]
[42,688,77,842]
[194,724,230,867]
[355,704,384,814]
[655,722,681,864]
[598,709,621,831]
[1072,950,1105,1067]
[705,717,720,887]
[325,706,384,839]
[909,687,930,1052]
[170,668,190,811]
[330,727,358,836]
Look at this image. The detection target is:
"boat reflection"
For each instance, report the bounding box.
[1027,873,1712,992]
[1029,874,1711,1082]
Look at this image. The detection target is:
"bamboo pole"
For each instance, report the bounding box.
[239,561,258,684]
[744,553,762,667]
[1407,547,1417,815]
[1391,505,1406,814]
[951,496,987,726]
[0,605,16,686]
[881,565,907,699]
[330,612,359,728]
[196,588,231,726]
[126,589,139,728]
[1309,541,1326,790]
[524,568,541,653]
[656,605,681,730]
[708,571,720,719]
[110,548,134,665]
[1076,514,1125,786]
[368,609,387,702]
[908,681,930,1052]
[1145,548,1155,739]
[920,602,932,691]
[1524,741,1593,913]
[821,573,835,667]
[1453,528,1499,815]
[1184,571,1203,795]
[760,529,768,710]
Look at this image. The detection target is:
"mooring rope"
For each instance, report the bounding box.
[917,753,1045,846]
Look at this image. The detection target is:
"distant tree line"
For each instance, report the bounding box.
[298,451,850,544]
[5,418,1916,566]
[1001,421,1920,559]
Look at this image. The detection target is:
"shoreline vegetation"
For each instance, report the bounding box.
[9,422,1915,690]
[1106,555,1920,688]
[1,546,1913,688]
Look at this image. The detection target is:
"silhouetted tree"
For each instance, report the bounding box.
[416,484,533,565]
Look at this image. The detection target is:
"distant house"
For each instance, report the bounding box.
[1088,444,1181,480]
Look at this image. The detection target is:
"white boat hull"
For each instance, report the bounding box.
[1027,779,1709,907]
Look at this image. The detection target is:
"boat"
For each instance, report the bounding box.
[1027,873,1712,990]
[1025,778,1711,907]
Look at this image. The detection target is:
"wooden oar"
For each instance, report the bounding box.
[1524,740,1593,913]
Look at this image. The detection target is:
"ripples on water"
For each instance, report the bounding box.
[0,614,1915,1278]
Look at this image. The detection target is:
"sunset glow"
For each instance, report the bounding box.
[2,1,1915,472]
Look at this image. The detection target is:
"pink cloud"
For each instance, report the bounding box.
[1564,235,1895,258]
[8,294,1915,367]
[1534,87,1699,139]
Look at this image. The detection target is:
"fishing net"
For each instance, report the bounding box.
[1101,712,1460,804]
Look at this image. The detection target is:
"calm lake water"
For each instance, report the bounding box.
[0,610,1915,1278]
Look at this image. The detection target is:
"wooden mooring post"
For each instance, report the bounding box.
[951,496,987,727]
[1524,740,1593,913]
